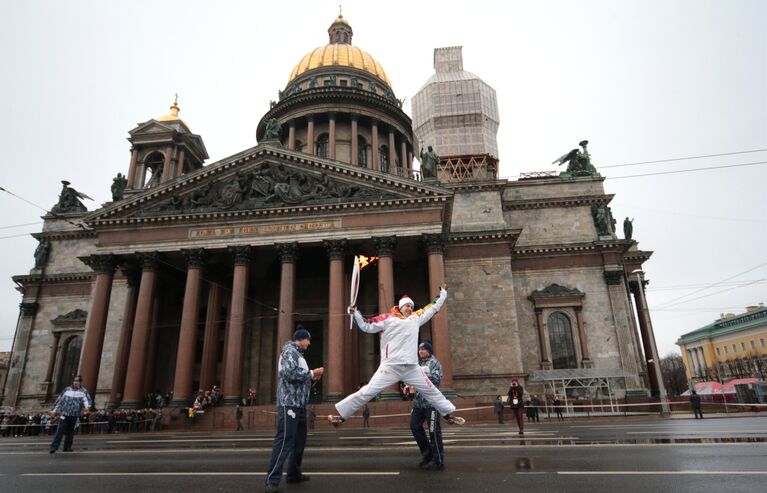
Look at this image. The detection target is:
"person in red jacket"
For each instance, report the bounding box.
[507,377,525,436]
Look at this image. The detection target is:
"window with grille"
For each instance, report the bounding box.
[316,134,329,158]
[548,312,577,369]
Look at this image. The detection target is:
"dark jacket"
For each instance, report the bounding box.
[275,341,313,408]
[507,385,525,409]
[690,393,702,408]
[412,355,443,409]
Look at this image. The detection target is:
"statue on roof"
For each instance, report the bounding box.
[419,145,440,180]
[111,173,128,201]
[264,118,281,140]
[623,217,634,241]
[553,140,599,177]
[33,238,50,270]
[51,180,91,214]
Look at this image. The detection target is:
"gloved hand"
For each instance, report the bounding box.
[347,304,357,314]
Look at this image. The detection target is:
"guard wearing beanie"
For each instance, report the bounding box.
[265,326,324,492]
[329,284,465,431]
[411,341,446,470]
[50,374,91,453]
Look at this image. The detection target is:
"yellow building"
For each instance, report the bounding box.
[677,305,767,382]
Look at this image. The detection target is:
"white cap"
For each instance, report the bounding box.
[398,295,414,310]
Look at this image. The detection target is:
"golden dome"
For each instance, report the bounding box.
[157,94,182,122]
[287,44,391,87]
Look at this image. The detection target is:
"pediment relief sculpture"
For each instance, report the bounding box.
[144,163,398,214]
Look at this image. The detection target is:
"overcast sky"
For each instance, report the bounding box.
[0,0,765,359]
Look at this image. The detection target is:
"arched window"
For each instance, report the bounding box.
[56,335,83,393]
[379,145,389,172]
[548,312,577,369]
[357,136,368,167]
[316,133,329,158]
[144,151,165,187]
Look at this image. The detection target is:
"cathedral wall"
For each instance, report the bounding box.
[445,256,522,396]
[513,267,627,382]
[17,295,89,409]
[503,177,605,202]
[506,205,596,246]
[45,237,97,275]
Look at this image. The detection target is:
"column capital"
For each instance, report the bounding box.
[373,236,397,257]
[121,267,142,288]
[182,248,206,269]
[350,113,359,122]
[603,270,623,285]
[20,302,39,317]
[422,233,447,255]
[323,239,348,260]
[81,254,116,274]
[276,242,299,263]
[138,251,161,271]
[288,119,296,128]
[229,245,253,265]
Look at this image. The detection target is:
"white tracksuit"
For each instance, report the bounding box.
[334,288,456,419]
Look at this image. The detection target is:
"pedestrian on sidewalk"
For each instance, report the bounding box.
[362,404,370,428]
[690,390,703,419]
[553,393,565,421]
[264,327,324,493]
[530,395,541,423]
[494,395,505,424]
[49,375,91,453]
[236,405,244,431]
[507,378,525,435]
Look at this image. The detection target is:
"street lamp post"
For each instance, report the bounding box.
[632,269,671,417]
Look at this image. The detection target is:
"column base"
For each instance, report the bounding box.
[222,396,243,406]
[539,361,553,370]
[378,392,402,401]
[169,398,192,408]
[120,400,142,409]
[324,393,344,403]
[581,359,594,369]
[106,401,121,410]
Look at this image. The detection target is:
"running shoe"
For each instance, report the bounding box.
[444,414,465,425]
[328,415,346,427]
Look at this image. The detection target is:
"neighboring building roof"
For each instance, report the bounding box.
[677,307,767,345]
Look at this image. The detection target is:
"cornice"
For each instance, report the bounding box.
[513,239,632,258]
[442,180,508,192]
[448,229,522,245]
[624,249,654,263]
[13,272,95,287]
[31,230,96,241]
[503,194,614,211]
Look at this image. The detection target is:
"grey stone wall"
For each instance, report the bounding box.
[445,256,522,396]
[505,206,596,246]
[450,191,507,233]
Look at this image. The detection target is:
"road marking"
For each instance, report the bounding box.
[21,471,400,477]
[557,471,767,475]
[627,431,767,435]
[106,438,276,444]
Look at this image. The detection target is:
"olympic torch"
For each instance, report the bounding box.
[349,254,378,330]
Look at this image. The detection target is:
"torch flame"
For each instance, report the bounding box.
[358,255,379,270]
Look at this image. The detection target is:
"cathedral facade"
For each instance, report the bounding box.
[4,16,660,411]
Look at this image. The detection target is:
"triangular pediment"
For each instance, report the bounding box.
[129,120,179,136]
[86,144,451,226]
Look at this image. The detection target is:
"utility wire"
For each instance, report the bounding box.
[654,261,767,308]
[608,160,767,180]
[655,278,766,309]
[600,148,767,169]
[0,232,35,240]
[0,185,91,231]
[0,221,42,230]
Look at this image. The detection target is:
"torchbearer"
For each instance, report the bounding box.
[328,285,465,427]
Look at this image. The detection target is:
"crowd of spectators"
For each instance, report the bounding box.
[0,408,165,437]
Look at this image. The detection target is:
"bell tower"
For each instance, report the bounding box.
[124,96,209,193]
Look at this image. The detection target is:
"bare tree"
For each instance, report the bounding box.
[659,352,689,396]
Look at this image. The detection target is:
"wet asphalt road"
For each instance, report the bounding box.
[1,415,766,492]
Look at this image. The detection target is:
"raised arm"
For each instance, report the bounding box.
[416,286,447,326]
[349,306,388,334]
